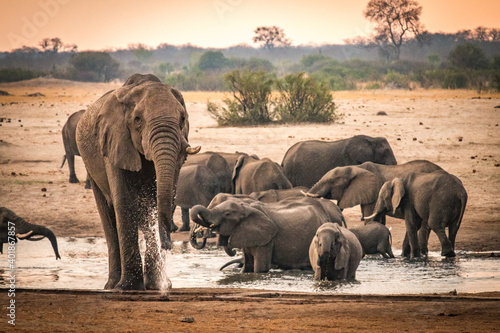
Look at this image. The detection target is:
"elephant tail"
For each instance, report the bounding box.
[60,155,66,168]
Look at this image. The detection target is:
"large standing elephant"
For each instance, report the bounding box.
[366,171,467,258]
[0,207,60,259]
[76,73,200,290]
[281,135,397,188]
[190,196,344,273]
[304,160,443,220]
[309,222,363,281]
[61,110,91,188]
[233,155,292,194]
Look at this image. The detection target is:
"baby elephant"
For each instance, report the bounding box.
[309,223,363,281]
[350,222,394,258]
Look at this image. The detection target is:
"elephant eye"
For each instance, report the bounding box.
[134,116,142,126]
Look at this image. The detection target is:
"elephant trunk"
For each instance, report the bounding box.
[365,202,386,224]
[189,224,208,250]
[16,217,61,260]
[190,205,214,228]
[150,122,183,250]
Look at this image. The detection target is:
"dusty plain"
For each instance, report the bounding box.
[0,78,499,332]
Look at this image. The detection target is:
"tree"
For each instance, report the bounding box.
[363,0,427,61]
[448,43,488,70]
[197,51,229,71]
[129,43,154,63]
[252,26,291,49]
[39,37,63,53]
[69,52,120,82]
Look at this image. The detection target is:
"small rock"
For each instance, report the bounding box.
[179,316,195,323]
[41,187,47,192]
[458,137,463,142]
[413,138,417,141]
[27,92,45,97]
[0,90,11,96]
[376,111,387,116]
[419,122,423,125]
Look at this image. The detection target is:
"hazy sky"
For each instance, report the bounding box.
[1,0,499,51]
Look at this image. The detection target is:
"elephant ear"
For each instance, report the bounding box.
[344,136,373,164]
[338,167,381,209]
[334,231,350,271]
[96,84,145,171]
[231,155,247,193]
[391,178,405,214]
[228,205,278,249]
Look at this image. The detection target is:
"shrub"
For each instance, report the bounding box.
[197,51,229,71]
[0,68,45,82]
[208,70,274,125]
[448,43,489,70]
[68,52,120,82]
[443,71,468,89]
[274,72,338,123]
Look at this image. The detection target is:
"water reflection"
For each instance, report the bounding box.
[0,237,498,294]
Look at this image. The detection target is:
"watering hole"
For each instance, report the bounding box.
[1,237,499,294]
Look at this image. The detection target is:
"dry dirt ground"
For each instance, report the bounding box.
[0,78,499,332]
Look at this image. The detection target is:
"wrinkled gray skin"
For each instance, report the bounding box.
[233,155,293,194]
[0,207,60,259]
[367,171,467,258]
[350,222,394,258]
[249,186,309,203]
[215,151,252,169]
[309,223,363,281]
[175,164,223,231]
[190,196,344,273]
[305,160,443,221]
[76,73,200,290]
[175,152,232,231]
[282,135,397,188]
[61,110,91,189]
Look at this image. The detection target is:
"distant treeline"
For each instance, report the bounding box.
[0,31,499,92]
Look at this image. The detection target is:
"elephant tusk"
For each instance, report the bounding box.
[16,230,34,239]
[301,190,319,198]
[26,235,46,241]
[365,212,377,220]
[186,145,201,155]
[210,224,215,228]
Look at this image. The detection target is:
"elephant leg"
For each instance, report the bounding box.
[84,172,91,189]
[242,251,254,273]
[402,233,411,257]
[448,219,461,251]
[67,154,79,183]
[179,208,190,232]
[378,241,392,259]
[429,216,455,257]
[418,225,431,256]
[141,224,165,290]
[252,243,273,273]
[385,242,395,258]
[171,206,179,233]
[405,210,422,259]
[110,171,145,290]
[89,178,121,289]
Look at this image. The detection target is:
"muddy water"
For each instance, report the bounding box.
[1,237,499,294]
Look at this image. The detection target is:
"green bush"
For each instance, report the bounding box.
[68,52,120,82]
[274,72,338,123]
[208,70,274,125]
[0,68,45,82]
[443,71,468,89]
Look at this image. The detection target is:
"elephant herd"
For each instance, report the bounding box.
[1,74,468,291]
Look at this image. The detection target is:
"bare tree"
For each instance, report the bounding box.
[363,0,427,61]
[252,26,291,49]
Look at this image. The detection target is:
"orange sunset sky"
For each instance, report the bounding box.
[1,0,499,52]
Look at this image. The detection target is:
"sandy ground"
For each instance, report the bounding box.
[1,78,499,331]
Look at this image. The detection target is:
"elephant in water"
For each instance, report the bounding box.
[232,155,292,194]
[309,222,363,281]
[0,207,60,259]
[350,222,394,258]
[281,135,397,188]
[303,160,443,221]
[367,171,467,258]
[61,110,91,189]
[76,73,200,290]
[190,196,344,273]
